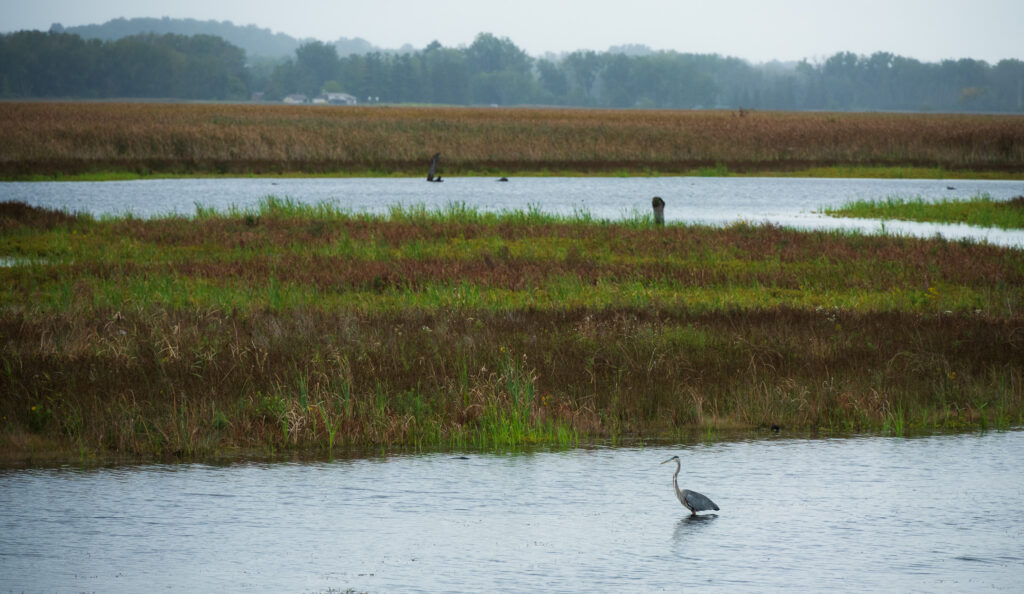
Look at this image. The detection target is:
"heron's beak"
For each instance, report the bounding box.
[660,458,672,464]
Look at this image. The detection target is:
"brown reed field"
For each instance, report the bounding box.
[1,199,1022,464]
[2,102,1023,178]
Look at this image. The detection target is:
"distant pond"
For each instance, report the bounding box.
[2,176,1023,246]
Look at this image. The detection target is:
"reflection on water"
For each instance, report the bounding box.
[2,431,1023,592]
[2,176,1023,246]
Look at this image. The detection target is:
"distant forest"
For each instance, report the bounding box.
[1,18,1022,112]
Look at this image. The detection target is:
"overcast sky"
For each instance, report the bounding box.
[3,0,1021,63]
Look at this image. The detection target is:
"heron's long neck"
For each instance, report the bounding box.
[672,460,681,490]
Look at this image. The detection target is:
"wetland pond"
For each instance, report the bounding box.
[2,176,1024,246]
[2,431,1023,592]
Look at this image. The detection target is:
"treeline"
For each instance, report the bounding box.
[2,29,1023,112]
[270,35,1024,112]
[0,30,248,99]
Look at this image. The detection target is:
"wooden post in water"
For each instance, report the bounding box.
[652,196,665,226]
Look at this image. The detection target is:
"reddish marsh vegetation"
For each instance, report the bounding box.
[2,102,1023,177]
[1,200,1021,462]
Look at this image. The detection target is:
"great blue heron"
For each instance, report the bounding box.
[661,455,719,516]
[427,152,443,182]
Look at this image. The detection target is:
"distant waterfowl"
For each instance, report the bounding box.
[651,196,665,226]
[661,455,719,516]
[427,152,443,182]
[498,177,509,182]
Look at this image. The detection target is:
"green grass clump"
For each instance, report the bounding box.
[824,194,1024,229]
[1,199,1022,464]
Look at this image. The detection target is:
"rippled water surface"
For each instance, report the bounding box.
[2,176,1023,246]
[2,432,1023,592]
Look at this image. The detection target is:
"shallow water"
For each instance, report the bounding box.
[2,176,1023,246]
[2,431,1023,592]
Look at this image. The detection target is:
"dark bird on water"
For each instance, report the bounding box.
[427,152,443,182]
[498,177,509,182]
[661,455,719,516]
[651,196,665,226]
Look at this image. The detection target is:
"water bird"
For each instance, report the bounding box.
[498,177,509,182]
[427,152,443,182]
[661,455,719,516]
[651,196,665,226]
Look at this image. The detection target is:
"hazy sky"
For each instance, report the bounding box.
[3,0,1021,63]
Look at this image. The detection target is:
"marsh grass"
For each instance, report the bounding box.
[825,194,1024,230]
[1,200,1022,462]
[3,103,1024,179]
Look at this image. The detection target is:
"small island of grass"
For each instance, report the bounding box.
[2,198,1022,464]
[824,195,1024,230]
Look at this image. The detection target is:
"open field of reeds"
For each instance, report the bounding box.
[1,199,1022,463]
[2,102,1024,179]
[826,194,1024,230]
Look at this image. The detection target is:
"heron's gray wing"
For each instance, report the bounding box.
[684,490,719,512]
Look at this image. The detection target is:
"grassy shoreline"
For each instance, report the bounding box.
[9,165,1024,182]
[825,195,1024,229]
[2,199,1022,465]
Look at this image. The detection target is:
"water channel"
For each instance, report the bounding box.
[2,431,1023,592]
[2,176,1024,246]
